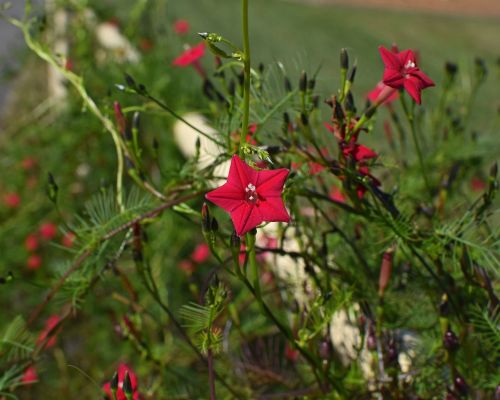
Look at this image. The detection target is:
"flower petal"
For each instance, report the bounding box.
[227,155,258,190]
[255,168,289,197]
[404,77,422,104]
[206,183,244,212]
[411,70,435,88]
[379,46,400,69]
[230,203,262,236]
[257,198,290,223]
[383,69,404,88]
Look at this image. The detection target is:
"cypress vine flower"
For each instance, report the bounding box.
[379,46,434,104]
[172,42,206,67]
[206,155,290,236]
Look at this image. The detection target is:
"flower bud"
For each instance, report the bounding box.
[123,371,134,396]
[230,230,240,250]
[366,323,376,351]
[308,78,316,91]
[474,57,487,83]
[299,70,307,93]
[443,328,459,352]
[211,217,219,233]
[340,48,349,70]
[113,101,126,136]
[445,61,458,78]
[300,112,309,127]
[124,73,136,88]
[284,76,292,92]
[110,371,119,393]
[347,64,357,83]
[454,374,468,396]
[46,172,58,204]
[378,248,394,297]
[318,340,332,360]
[345,91,356,113]
[202,203,211,233]
[333,98,344,121]
[439,293,450,317]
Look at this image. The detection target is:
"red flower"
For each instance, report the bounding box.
[341,143,378,162]
[172,42,205,67]
[206,155,290,236]
[173,19,190,35]
[103,363,139,400]
[367,81,399,105]
[470,177,486,192]
[27,254,42,270]
[191,243,210,263]
[37,315,61,349]
[329,186,346,203]
[39,222,57,240]
[3,192,21,208]
[178,259,195,274]
[61,232,76,248]
[25,234,39,252]
[21,366,38,384]
[379,46,434,104]
[21,157,37,170]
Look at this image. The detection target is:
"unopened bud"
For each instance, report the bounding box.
[123,371,133,395]
[124,73,136,88]
[299,71,307,93]
[110,371,119,391]
[454,374,468,396]
[284,76,292,92]
[258,62,265,74]
[202,203,211,233]
[211,217,218,232]
[308,78,316,91]
[333,98,344,121]
[47,172,58,204]
[300,112,309,126]
[443,328,459,352]
[439,293,450,317]
[347,64,357,83]
[318,340,331,360]
[340,48,349,70]
[345,91,356,113]
[445,61,458,77]
[474,57,487,83]
[230,230,240,249]
[113,101,126,136]
[378,248,394,297]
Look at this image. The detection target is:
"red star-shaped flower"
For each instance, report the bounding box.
[172,42,205,67]
[379,46,434,104]
[206,155,290,236]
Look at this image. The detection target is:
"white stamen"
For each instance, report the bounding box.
[405,60,416,69]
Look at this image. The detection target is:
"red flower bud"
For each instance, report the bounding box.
[378,248,394,297]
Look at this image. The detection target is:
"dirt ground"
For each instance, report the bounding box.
[292,0,500,17]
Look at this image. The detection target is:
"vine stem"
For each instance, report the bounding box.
[207,349,217,400]
[239,0,251,156]
[400,94,432,197]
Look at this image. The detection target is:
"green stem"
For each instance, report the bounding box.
[239,0,251,156]
[246,232,260,297]
[400,95,432,197]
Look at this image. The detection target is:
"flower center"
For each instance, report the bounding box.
[404,60,416,70]
[244,183,258,204]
